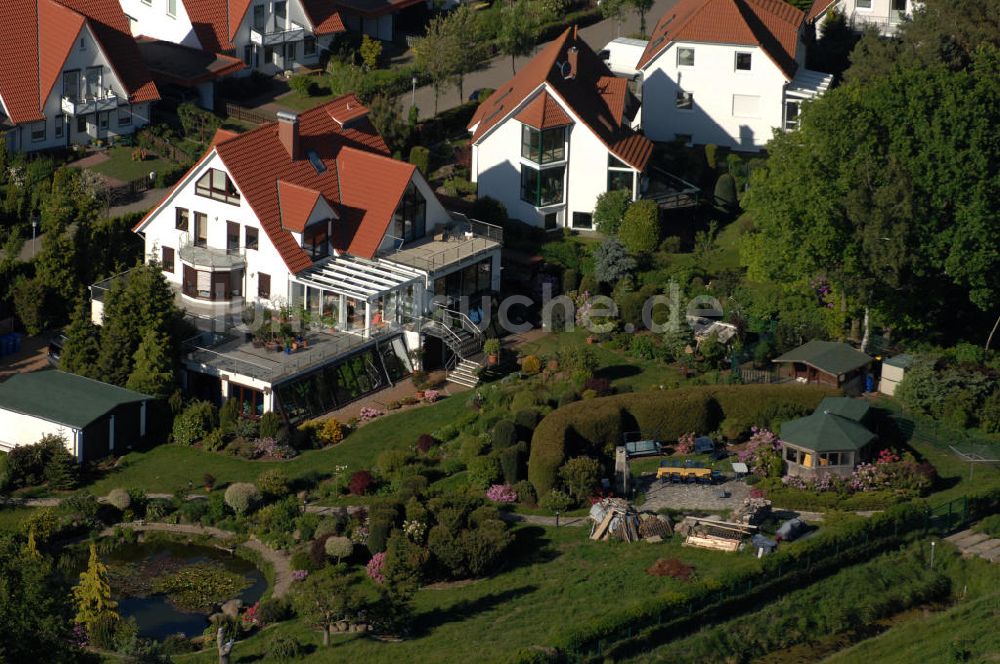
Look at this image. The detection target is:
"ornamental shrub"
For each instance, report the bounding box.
[714,173,738,212]
[288,73,317,96]
[171,400,217,446]
[559,456,601,504]
[510,390,541,413]
[256,469,290,499]
[485,484,518,503]
[106,488,131,511]
[416,433,435,453]
[349,470,374,496]
[593,188,631,235]
[514,408,539,432]
[408,146,430,176]
[259,412,282,439]
[593,237,636,284]
[514,480,537,506]
[219,398,241,435]
[499,445,523,484]
[539,489,573,513]
[0,452,10,493]
[318,418,345,446]
[224,482,261,516]
[324,536,354,562]
[618,199,661,254]
[520,355,542,375]
[467,455,502,489]
[491,420,518,449]
[266,635,303,661]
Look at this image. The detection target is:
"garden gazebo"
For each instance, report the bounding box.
[779,397,877,479]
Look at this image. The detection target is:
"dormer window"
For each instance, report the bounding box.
[303,221,330,260]
[196,168,241,205]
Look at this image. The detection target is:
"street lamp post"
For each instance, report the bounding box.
[930,540,936,569]
[411,76,418,112]
[31,218,38,258]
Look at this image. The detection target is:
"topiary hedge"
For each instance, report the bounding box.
[528,385,835,496]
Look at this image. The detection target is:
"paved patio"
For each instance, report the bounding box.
[638,476,751,513]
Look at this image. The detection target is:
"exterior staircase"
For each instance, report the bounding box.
[420,305,485,388]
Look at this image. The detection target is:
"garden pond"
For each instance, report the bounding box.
[99,541,266,640]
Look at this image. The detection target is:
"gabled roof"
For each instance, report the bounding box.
[278,180,325,232]
[182,0,346,53]
[636,0,804,79]
[0,371,150,429]
[806,0,837,22]
[773,340,872,376]
[135,37,245,87]
[780,409,876,453]
[515,91,574,130]
[137,96,418,274]
[326,94,370,127]
[0,0,158,125]
[469,28,652,171]
[332,0,424,19]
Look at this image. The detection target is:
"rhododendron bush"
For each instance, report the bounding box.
[739,427,783,478]
[486,484,518,503]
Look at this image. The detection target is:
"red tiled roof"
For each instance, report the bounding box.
[278,180,324,232]
[806,0,836,21]
[302,0,346,34]
[138,96,404,273]
[183,0,233,53]
[515,91,573,130]
[228,0,253,41]
[469,28,652,171]
[0,0,158,125]
[326,93,369,127]
[211,128,240,145]
[336,148,415,258]
[636,0,804,79]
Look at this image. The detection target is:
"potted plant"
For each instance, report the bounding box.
[321,314,337,333]
[484,338,501,365]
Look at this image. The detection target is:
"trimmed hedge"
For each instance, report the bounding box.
[528,385,834,496]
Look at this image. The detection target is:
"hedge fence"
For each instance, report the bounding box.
[507,485,1000,663]
[528,384,836,496]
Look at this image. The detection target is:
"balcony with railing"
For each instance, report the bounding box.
[381,212,503,273]
[61,88,118,116]
[848,9,908,35]
[250,21,305,46]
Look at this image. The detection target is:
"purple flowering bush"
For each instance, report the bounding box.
[359,407,384,422]
[739,427,783,477]
[486,484,518,503]
[367,551,386,584]
[291,570,309,582]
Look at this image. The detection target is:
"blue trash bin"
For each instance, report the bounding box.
[865,374,875,392]
[10,332,21,353]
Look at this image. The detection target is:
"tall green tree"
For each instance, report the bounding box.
[292,568,366,647]
[72,542,118,632]
[628,0,654,37]
[444,5,487,102]
[414,14,461,115]
[126,328,175,399]
[497,0,545,74]
[60,299,101,378]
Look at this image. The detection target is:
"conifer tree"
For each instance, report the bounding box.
[72,543,118,630]
[126,329,175,399]
[60,299,101,379]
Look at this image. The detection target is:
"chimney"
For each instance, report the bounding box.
[567,46,578,79]
[277,110,300,160]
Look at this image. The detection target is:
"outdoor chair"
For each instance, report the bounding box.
[671,473,682,484]
[686,475,697,484]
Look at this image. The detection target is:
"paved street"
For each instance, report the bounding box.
[410,0,679,118]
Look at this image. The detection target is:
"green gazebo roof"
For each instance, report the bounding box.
[773,340,871,375]
[780,411,876,453]
[815,396,870,423]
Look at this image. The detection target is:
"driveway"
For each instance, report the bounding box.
[410,0,678,118]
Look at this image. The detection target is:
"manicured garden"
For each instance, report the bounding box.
[84,146,176,183]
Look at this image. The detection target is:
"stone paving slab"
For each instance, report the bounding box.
[965,538,1000,556]
[638,478,750,513]
[950,532,989,548]
[945,529,978,543]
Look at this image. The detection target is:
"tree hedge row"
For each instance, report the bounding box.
[528,385,836,496]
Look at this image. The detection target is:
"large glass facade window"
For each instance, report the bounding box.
[520,165,565,207]
[303,222,329,260]
[521,125,565,164]
[607,169,633,194]
[196,168,241,205]
[393,183,426,242]
[229,383,264,417]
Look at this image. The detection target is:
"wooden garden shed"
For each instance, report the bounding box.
[772,340,872,395]
[779,397,876,479]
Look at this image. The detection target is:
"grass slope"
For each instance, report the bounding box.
[86,396,467,495]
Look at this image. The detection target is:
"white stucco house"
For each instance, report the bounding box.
[807,0,919,37]
[118,0,347,74]
[468,28,653,231]
[112,95,501,422]
[635,0,832,150]
[0,0,159,153]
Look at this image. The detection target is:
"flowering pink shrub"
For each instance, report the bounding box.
[291,570,309,582]
[359,407,384,422]
[241,601,261,628]
[252,437,296,460]
[876,448,901,465]
[739,427,782,477]
[675,432,695,455]
[423,389,440,403]
[367,552,386,584]
[486,484,518,503]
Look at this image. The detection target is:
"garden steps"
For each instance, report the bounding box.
[447,359,482,388]
[944,528,1000,564]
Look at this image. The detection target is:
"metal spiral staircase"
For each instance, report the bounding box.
[420,304,485,388]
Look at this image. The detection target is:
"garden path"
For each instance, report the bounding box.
[944,528,1000,564]
[98,521,296,598]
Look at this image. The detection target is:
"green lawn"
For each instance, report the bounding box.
[172,525,763,664]
[86,146,176,183]
[86,395,468,496]
[0,506,34,533]
[274,87,340,112]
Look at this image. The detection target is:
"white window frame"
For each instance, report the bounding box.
[167,0,177,17]
[855,0,872,8]
[676,47,695,67]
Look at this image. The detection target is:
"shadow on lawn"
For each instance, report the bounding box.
[506,525,560,569]
[412,584,540,635]
[596,364,642,381]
